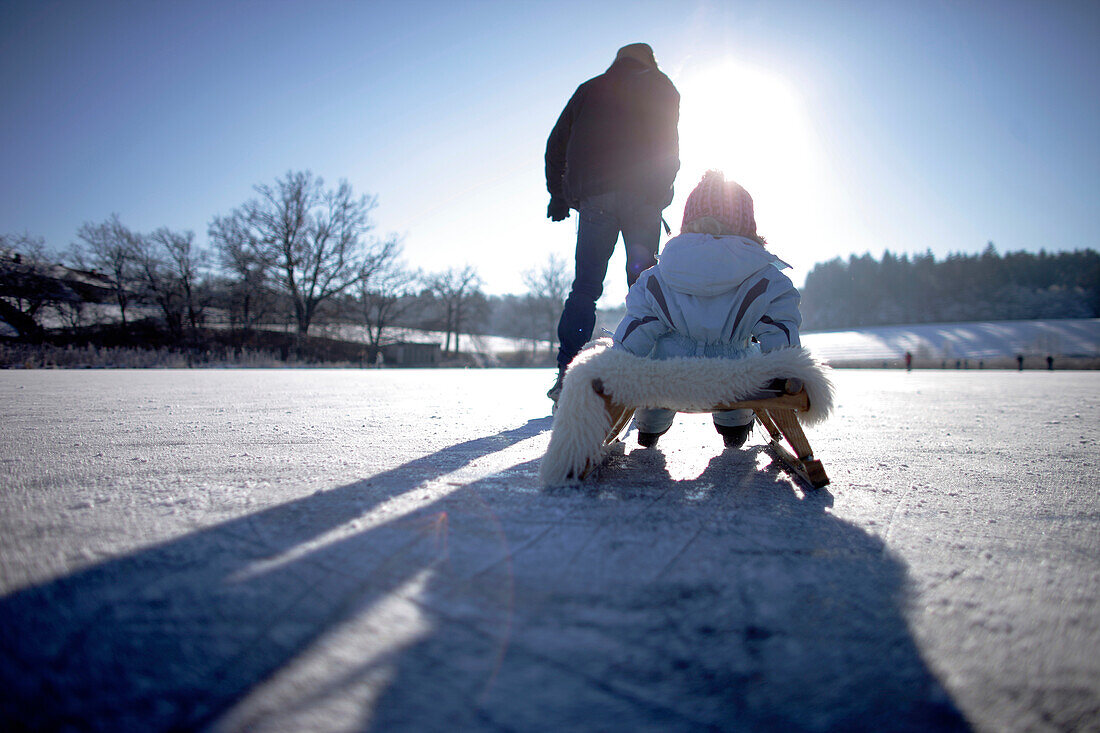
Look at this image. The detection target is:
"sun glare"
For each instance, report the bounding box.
[674,60,826,263]
[677,59,813,189]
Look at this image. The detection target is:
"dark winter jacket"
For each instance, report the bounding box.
[545,58,680,209]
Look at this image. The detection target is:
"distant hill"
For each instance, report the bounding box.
[365,318,1100,369]
[320,318,1100,369]
[802,318,1100,367]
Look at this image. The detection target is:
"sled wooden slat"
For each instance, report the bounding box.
[707,390,810,413]
[763,405,830,489]
[604,402,635,446]
[574,383,637,480]
[755,409,784,443]
[769,408,812,460]
[591,378,830,490]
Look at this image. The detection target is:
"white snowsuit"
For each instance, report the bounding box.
[610,232,802,432]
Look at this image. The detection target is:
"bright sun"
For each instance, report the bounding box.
[674,59,823,252]
[601,58,837,302]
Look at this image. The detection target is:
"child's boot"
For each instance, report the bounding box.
[716,419,753,449]
[637,428,669,448]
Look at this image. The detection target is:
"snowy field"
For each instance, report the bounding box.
[299,318,1100,366]
[1,368,1098,731]
[801,318,1100,365]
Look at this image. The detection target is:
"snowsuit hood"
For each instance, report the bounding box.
[656,233,790,297]
[612,231,802,357]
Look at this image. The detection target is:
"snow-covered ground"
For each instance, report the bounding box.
[801,318,1100,364]
[1,368,1098,731]
[316,318,1100,363]
[7,314,1098,367]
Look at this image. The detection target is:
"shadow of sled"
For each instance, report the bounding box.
[0,411,972,731]
[595,376,829,489]
[0,417,552,731]
[540,341,834,489]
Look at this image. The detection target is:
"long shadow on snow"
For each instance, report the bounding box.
[0,420,969,731]
[359,444,971,731]
[0,416,552,731]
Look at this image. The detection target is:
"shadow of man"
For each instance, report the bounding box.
[0,417,552,731]
[360,444,970,731]
[1,420,968,731]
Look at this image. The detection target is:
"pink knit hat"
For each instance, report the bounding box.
[681,170,756,237]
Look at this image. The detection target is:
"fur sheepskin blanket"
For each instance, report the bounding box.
[539,339,833,486]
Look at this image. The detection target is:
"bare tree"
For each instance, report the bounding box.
[129,232,179,336]
[0,233,64,338]
[357,243,417,352]
[131,228,208,338]
[73,214,139,326]
[156,228,208,333]
[427,265,483,354]
[521,253,572,352]
[2,232,50,265]
[488,293,545,356]
[0,233,113,336]
[222,170,388,337]
[208,212,274,330]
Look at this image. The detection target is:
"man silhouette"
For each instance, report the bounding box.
[544,43,680,403]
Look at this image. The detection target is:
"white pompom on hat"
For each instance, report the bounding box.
[681,170,756,238]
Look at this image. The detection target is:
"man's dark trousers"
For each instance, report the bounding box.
[556,191,661,370]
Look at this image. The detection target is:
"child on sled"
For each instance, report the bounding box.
[611,169,803,448]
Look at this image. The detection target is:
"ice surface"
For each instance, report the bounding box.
[0,368,1098,731]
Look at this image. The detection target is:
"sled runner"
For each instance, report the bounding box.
[593,377,829,489]
[539,339,834,489]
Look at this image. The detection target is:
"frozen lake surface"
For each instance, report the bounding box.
[1,368,1098,731]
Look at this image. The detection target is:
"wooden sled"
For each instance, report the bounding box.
[588,377,830,489]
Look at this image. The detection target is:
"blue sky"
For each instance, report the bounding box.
[2,0,1097,303]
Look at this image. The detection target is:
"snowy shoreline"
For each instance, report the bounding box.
[3,318,1098,369]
